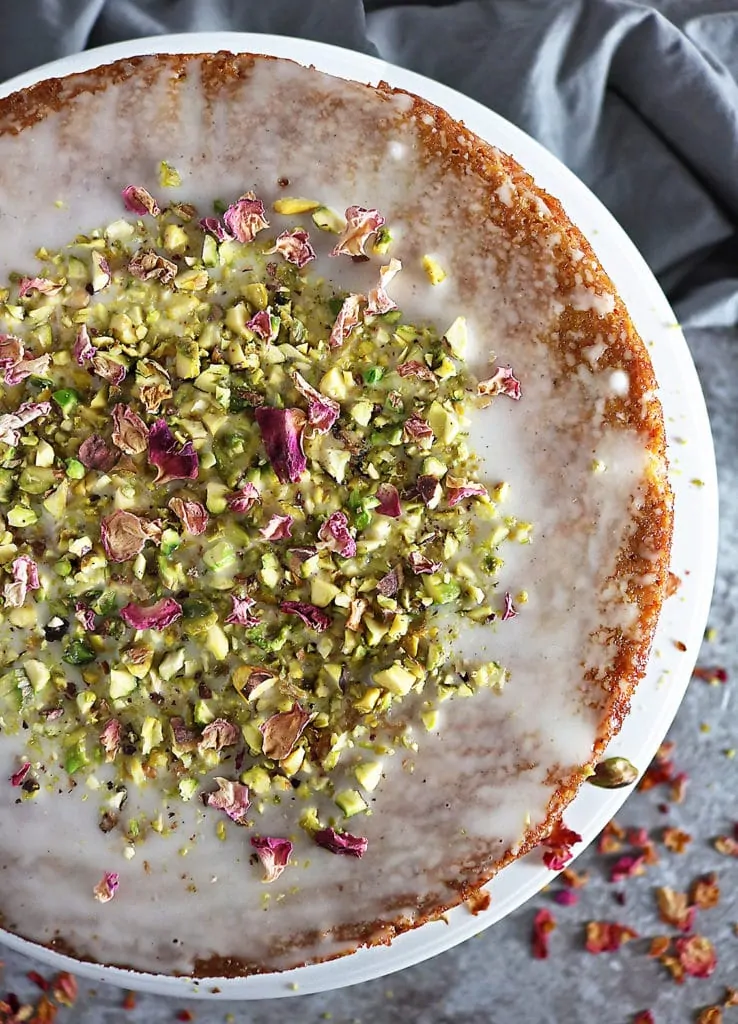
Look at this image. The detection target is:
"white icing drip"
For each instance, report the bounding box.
[567,286,616,316]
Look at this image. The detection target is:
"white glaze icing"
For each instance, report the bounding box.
[0,54,660,974]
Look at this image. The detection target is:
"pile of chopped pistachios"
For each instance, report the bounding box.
[0,173,526,868]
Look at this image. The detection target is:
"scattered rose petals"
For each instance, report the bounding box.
[280,600,331,631]
[225,595,260,628]
[5,353,51,386]
[92,354,127,386]
[199,719,239,752]
[52,973,78,1008]
[136,357,172,413]
[633,1013,655,1024]
[292,370,340,434]
[542,820,582,871]
[93,871,120,903]
[128,249,177,284]
[247,308,280,342]
[553,889,578,907]
[223,192,269,242]
[4,555,40,609]
[610,854,646,883]
[692,665,728,685]
[501,591,517,621]
[478,365,522,400]
[713,834,738,856]
[10,761,31,787]
[266,228,316,268]
[329,293,363,348]
[365,258,402,316]
[656,886,696,932]
[100,720,122,762]
[561,867,589,888]
[75,602,96,632]
[122,185,160,216]
[675,934,717,979]
[690,872,720,910]
[78,434,117,471]
[251,836,293,882]
[376,482,402,518]
[226,483,261,514]
[415,475,442,508]
[0,399,51,447]
[585,920,638,953]
[168,497,208,536]
[147,419,199,484]
[100,509,161,563]
[74,324,96,365]
[260,513,293,540]
[403,413,434,444]
[111,404,149,455]
[200,216,232,242]
[407,551,442,575]
[314,827,368,858]
[598,819,626,854]
[532,908,556,959]
[0,334,23,367]
[446,479,489,507]
[18,276,63,297]
[662,827,692,853]
[330,206,385,258]
[254,407,307,484]
[205,778,250,824]
[260,703,311,760]
[120,598,182,631]
[318,511,356,558]
[397,360,437,382]
[696,1009,723,1024]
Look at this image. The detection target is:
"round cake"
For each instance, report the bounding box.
[0,51,672,976]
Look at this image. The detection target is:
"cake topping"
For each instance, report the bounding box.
[147,419,199,484]
[121,185,160,217]
[254,407,307,483]
[251,835,293,882]
[329,293,363,348]
[478,366,522,401]
[265,229,316,268]
[330,206,385,258]
[222,192,269,243]
[93,871,120,904]
[205,778,251,824]
[314,827,368,858]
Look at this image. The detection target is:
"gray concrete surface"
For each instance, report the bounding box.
[1,326,735,1021]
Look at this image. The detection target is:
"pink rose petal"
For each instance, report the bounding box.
[147,419,199,485]
[121,185,160,216]
[4,353,51,386]
[246,308,280,342]
[0,400,51,447]
[254,407,307,484]
[93,871,120,903]
[329,293,363,349]
[251,836,293,883]
[292,370,339,434]
[78,434,117,471]
[478,366,522,401]
[318,510,356,558]
[226,483,261,514]
[259,703,311,760]
[111,404,149,455]
[120,598,182,631]
[397,361,437,382]
[74,324,96,365]
[18,277,63,297]
[199,719,239,752]
[100,509,161,562]
[265,229,316,268]
[259,513,293,540]
[222,192,269,243]
[365,258,402,316]
[330,206,385,258]
[314,827,368,858]
[168,497,208,536]
[10,761,31,787]
[205,777,250,824]
[280,601,331,632]
[446,480,489,507]
[376,482,402,518]
[225,595,260,627]
[199,216,233,242]
[502,591,517,621]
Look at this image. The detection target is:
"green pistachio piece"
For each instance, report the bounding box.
[588,757,639,789]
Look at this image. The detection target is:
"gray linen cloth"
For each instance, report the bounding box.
[2,0,737,327]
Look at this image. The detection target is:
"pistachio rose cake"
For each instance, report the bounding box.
[0,53,672,976]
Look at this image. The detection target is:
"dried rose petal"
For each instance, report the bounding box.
[585,920,638,953]
[93,871,120,903]
[52,972,78,1008]
[314,827,368,858]
[446,479,489,507]
[168,497,208,536]
[662,827,692,853]
[120,598,182,631]
[128,249,177,284]
[5,353,51,386]
[148,419,199,484]
[713,835,738,856]
[542,821,582,870]
[610,854,646,883]
[532,908,556,959]
[136,357,172,414]
[397,360,437,382]
[692,665,729,685]
[0,399,51,447]
[75,602,96,632]
[690,872,720,909]
[478,365,522,401]
[266,228,316,268]
[100,509,161,563]
[292,371,340,434]
[633,1013,656,1024]
[589,756,639,789]
[18,276,63,297]
[543,850,574,872]
[376,482,402,518]
[330,206,385,258]
[10,761,31,787]
[415,475,442,508]
[329,293,363,349]
[318,511,356,558]
[226,483,261,514]
[247,308,280,342]
[561,867,589,888]
[502,591,517,621]
[280,600,331,631]
[254,407,307,484]
[3,555,40,608]
[696,1009,723,1024]
[0,335,23,367]
[260,513,294,541]
[365,258,402,316]
[656,886,695,932]
[553,889,579,906]
[407,551,442,575]
[205,777,250,823]
[92,354,127,386]
[377,566,402,597]
[78,434,117,471]
[200,216,232,242]
[225,595,260,627]
[403,413,434,444]
[111,404,149,455]
[260,702,311,760]
[122,185,160,216]
[199,719,239,752]
[99,720,122,762]
[74,324,96,365]
[251,836,293,883]
[675,935,717,978]
[222,192,269,242]
[170,717,199,752]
